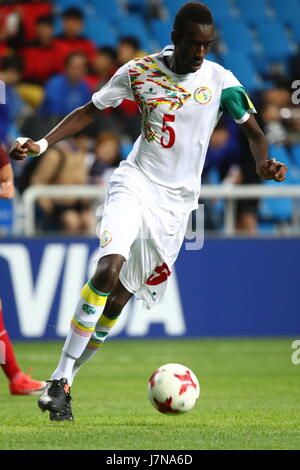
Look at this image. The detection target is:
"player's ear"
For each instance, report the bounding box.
[171,30,178,46]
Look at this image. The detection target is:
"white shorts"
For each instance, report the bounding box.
[96,162,191,309]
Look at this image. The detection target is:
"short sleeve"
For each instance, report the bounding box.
[92,64,134,110]
[221,70,257,124]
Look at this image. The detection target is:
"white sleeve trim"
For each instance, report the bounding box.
[235,111,251,124]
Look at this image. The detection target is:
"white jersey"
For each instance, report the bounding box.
[92,45,256,210]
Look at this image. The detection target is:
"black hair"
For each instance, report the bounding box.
[64,51,87,67]
[173,2,213,35]
[97,46,117,61]
[0,55,23,73]
[37,15,54,27]
[62,7,84,21]
[118,36,140,51]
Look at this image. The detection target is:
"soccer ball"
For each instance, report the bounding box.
[147,363,200,415]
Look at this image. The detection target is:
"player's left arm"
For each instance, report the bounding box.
[0,162,15,199]
[239,115,288,182]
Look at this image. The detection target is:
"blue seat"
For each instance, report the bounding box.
[125,0,148,16]
[165,0,232,24]
[271,0,300,26]
[291,144,300,167]
[260,145,294,222]
[89,0,122,22]
[285,16,300,43]
[220,20,256,55]
[53,0,87,11]
[206,52,220,64]
[260,179,293,222]
[85,17,117,48]
[0,199,14,235]
[222,53,262,92]
[256,19,294,61]
[269,145,291,169]
[150,19,172,49]
[117,15,153,51]
[236,0,270,25]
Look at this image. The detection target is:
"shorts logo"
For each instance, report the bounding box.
[100,230,112,248]
[194,86,212,105]
[82,304,96,315]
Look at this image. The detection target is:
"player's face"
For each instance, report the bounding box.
[174,22,215,74]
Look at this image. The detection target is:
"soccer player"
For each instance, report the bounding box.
[10,2,287,420]
[0,146,46,395]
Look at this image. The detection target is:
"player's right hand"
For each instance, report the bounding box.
[9,138,40,161]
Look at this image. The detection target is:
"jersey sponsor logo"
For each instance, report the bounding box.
[100,230,112,248]
[194,86,212,105]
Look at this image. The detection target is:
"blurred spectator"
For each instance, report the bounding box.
[204,119,261,233]
[261,88,300,146]
[0,55,25,145]
[40,51,91,118]
[262,104,289,145]
[89,131,122,185]
[54,7,96,72]
[117,36,142,66]
[0,4,24,52]
[30,132,92,234]
[0,0,52,45]
[20,15,58,85]
[86,46,117,93]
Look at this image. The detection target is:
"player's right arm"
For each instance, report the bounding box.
[9,101,100,161]
[10,63,134,162]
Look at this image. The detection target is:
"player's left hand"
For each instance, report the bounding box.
[257,159,288,182]
[0,181,15,199]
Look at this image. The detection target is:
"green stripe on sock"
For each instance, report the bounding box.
[103,312,120,320]
[96,331,109,338]
[88,280,110,297]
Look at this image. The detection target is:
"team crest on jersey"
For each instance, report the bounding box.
[100,230,112,248]
[194,86,212,105]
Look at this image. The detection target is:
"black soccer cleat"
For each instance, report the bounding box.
[50,394,74,422]
[38,378,71,413]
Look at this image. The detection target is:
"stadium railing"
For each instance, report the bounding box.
[21,184,300,237]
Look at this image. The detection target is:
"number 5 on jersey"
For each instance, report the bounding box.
[161,114,175,148]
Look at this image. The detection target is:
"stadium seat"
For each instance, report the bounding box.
[84,17,117,48]
[271,0,300,26]
[235,0,270,25]
[0,199,14,236]
[125,0,148,16]
[53,0,90,13]
[89,0,122,22]
[291,144,300,168]
[260,182,293,223]
[260,144,293,223]
[150,19,172,49]
[285,16,300,43]
[206,51,220,64]
[255,19,294,61]
[165,0,233,24]
[269,145,291,170]
[222,53,262,92]
[117,15,154,51]
[220,20,256,55]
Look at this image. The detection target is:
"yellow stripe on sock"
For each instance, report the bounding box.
[72,317,94,333]
[99,313,118,328]
[81,283,107,306]
[88,340,103,349]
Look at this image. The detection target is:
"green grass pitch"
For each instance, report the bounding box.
[0,338,299,450]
